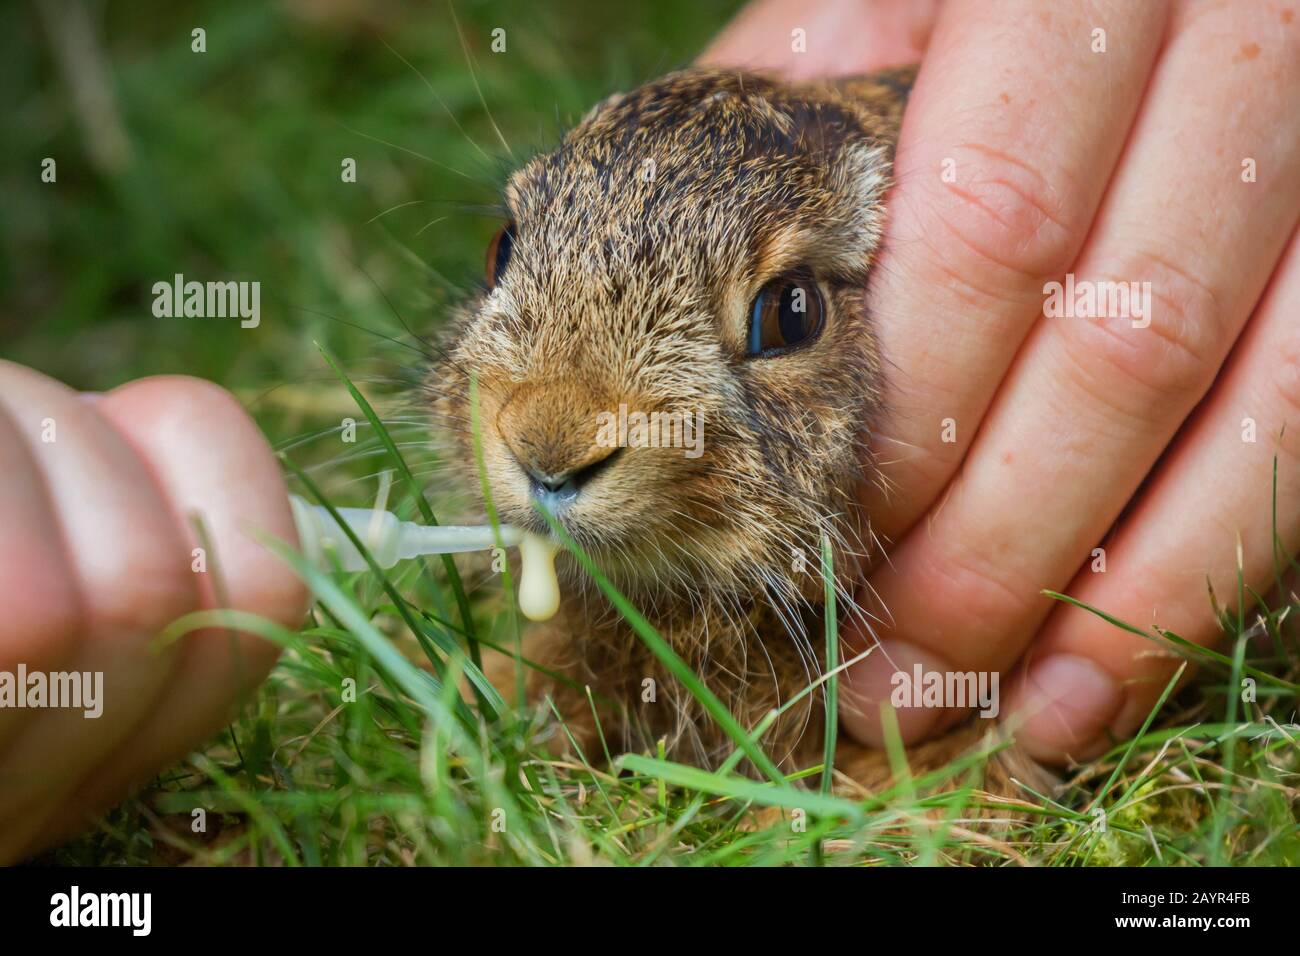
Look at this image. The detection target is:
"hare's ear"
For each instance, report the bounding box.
[818,141,893,276]
[842,65,916,151]
[758,139,894,281]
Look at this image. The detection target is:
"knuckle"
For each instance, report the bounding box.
[918,541,1038,670]
[1061,252,1225,406]
[929,142,1081,282]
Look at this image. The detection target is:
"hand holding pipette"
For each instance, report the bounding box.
[0,365,561,862]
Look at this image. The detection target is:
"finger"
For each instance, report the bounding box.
[836,0,1168,741]
[28,376,305,851]
[1008,225,1300,762]
[857,0,1166,541]
[698,0,942,77]
[0,364,196,858]
[843,0,1300,748]
[0,400,82,748]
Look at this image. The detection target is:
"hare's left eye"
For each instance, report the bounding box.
[747,270,824,356]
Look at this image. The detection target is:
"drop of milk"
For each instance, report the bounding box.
[517,532,561,621]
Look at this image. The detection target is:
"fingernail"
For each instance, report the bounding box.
[1014,654,1123,762]
[840,638,952,747]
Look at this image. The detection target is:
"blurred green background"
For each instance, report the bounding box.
[1,0,739,435]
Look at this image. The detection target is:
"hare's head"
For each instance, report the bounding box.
[430,69,908,607]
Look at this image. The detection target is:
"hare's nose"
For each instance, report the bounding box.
[521,447,622,510]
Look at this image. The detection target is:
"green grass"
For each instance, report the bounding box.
[7,1,1299,866]
[45,360,1300,866]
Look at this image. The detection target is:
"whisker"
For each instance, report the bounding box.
[448,1,516,161]
[382,37,495,166]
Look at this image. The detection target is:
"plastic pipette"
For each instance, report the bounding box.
[288,495,561,621]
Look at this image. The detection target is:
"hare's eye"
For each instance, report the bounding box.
[486,221,516,288]
[747,270,824,356]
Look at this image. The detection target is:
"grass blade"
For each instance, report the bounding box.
[317,344,484,671]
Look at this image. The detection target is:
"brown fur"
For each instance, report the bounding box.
[428,67,1052,799]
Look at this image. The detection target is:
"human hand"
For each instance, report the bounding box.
[0,363,305,861]
[703,0,1300,763]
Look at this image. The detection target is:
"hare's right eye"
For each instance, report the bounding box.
[486,221,516,288]
[746,270,824,357]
